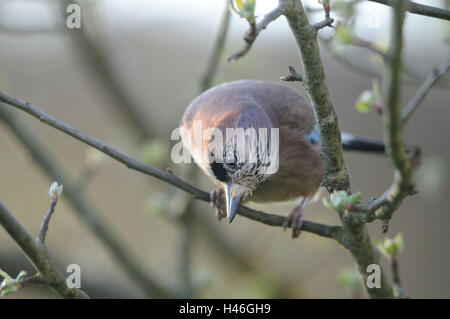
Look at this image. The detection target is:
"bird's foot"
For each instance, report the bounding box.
[283,198,309,238]
[210,188,226,221]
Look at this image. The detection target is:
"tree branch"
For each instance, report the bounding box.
[0,201,89,298]
[201,3,231,90]
[313,17,334,31]
[281,0,350,192]
[377,0,413,224]
[390,256,404,297]
[368,0,450,21]
[0,90,341,242]
[37,192,59,245]
[401,55,450,124]
[228,3,285,62]
[280,0,394,298]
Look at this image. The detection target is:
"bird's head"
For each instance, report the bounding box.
[208,128,277,223]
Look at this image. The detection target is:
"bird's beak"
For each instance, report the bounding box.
[225,180,242,223]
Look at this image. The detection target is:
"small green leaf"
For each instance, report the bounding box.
[348,192,361,204]
[0,268,12,281]
[16,271,27,281]
[330,190,348,211]
[376,234,404,258]
[0,270,30,296]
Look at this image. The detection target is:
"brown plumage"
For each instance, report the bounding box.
[180,80,383,237]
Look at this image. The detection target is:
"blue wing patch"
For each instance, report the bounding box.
[307,125,320,145]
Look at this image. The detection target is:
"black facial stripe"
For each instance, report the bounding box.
[211,160,228,182]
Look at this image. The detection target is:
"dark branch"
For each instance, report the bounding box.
[201,3,231,90]
[402,55,450,124]
[368,0,450,21]
[228,3,285,62]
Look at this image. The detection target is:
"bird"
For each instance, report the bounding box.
[179,80,385,238]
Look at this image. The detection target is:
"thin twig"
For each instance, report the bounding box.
[201,3,231,90]
[228,3,285,62]
[0,90,341,242]
[37,198,58,244]
[401,55,450,124]
[368,0,450,21]
[390,256,404,297]
[313,17,334,30]
[280,65,304,82]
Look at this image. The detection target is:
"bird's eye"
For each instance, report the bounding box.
[227,162,236,169]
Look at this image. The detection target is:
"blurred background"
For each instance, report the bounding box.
[0,0,449,298]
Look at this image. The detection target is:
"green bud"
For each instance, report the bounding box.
[376,234,404,258]
[230,0,256,21]
[355,90,375,113]
[0,268,13,281]
[348,192,361,204]
[16,271,28,281]
[0,270,27,296]
[323,191,362,211]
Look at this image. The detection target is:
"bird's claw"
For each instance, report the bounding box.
[210,188,226,221]
[283,199,307,239]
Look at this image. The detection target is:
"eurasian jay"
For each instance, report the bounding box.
[180,80,384,237]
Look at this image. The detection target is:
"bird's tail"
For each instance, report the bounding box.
[341,132,385,154]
